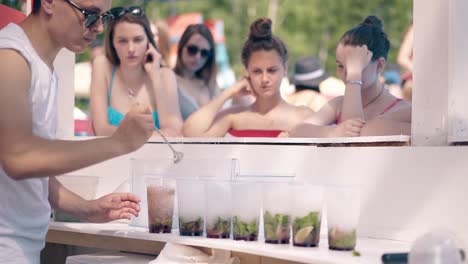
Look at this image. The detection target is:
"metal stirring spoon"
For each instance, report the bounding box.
[154,129,184,164]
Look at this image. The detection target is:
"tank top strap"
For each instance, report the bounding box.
[380,98,403,115]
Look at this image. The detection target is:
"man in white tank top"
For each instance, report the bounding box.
[0,1,156,263]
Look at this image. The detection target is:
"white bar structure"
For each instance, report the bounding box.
[46,0,468,262]
[448,0,468,143]
[412,0,448,145]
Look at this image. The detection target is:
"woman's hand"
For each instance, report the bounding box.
[143,44,162,80]
[229,78,254,98]
[344,45,373,79]
[330,118,366,137]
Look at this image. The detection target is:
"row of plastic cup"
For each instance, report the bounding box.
[145,178,360,250]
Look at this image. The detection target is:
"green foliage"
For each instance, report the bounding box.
[292,211,320,232]
[143,0,412,76]
[1,0,23,10]
[75,98,89,113]
[152,216,172,226]
[328,228,357,249]
[263,211,290,240]
[207,217,231,236]
[179,216,203,232]
[73,1,412,76]
[292,211,321,245]
[233,216,258,238]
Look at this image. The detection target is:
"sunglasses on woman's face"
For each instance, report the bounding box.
[186,45,212,59]
[105,6,145,20]
[64,0,113,29]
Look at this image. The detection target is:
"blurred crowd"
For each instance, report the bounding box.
[73,7,413,138]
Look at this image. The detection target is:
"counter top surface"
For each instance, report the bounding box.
[146,135,410,145]
[49,221,411,264]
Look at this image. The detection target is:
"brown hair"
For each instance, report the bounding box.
[340,16,390,61]
[104,11,159,65]
[241,18,288,67]
[32,0,40,14]
[174,24,217,98]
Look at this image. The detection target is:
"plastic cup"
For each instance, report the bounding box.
[231,182,261,241]
[409,231,464,264]
[291,184,323,247]
[145,177,175,233]
[205,181,232,239]
[326,186,360,251]
[262,182,293,244]
[176,179,205,236]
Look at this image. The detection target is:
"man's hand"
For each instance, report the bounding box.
[84,193,141,223]
[112,103,154,154]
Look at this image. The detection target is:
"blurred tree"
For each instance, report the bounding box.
[0,0,23,10]
[78,0,412,78]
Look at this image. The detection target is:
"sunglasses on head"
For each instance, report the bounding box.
[186,45,212,58]
[64,0,114,28]
[105,6,145,21]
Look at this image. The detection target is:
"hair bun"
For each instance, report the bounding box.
[360,15,384,31]
[249,18,273,41]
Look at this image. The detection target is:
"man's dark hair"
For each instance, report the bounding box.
[32,0,41,14]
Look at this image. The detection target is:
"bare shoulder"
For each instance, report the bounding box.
[0,48,30,67]
[92,55,112,72]
[382,99,412,122]
[219,104,250,117]
[0,49,31,85]
[292,105,315,120]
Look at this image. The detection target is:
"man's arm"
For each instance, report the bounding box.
[0,50,154,180]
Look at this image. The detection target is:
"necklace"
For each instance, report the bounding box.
[363,87,384,108]
[127,88,135,99]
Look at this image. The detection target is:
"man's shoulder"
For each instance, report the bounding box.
[0,49,29,70]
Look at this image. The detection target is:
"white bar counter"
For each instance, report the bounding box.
[46,221,410,264]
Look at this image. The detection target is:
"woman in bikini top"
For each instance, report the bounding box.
[182,18,313,138]
[90,8,182,137]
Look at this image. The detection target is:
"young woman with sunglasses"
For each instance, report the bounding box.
[90,6,183,136]
[0,0,152,262]
[174,24,218,120]
[286,16,411,138]
[182,18,314,138]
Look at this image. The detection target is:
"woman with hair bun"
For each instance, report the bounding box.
[183,18,313,137]
[287,16,412,137]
